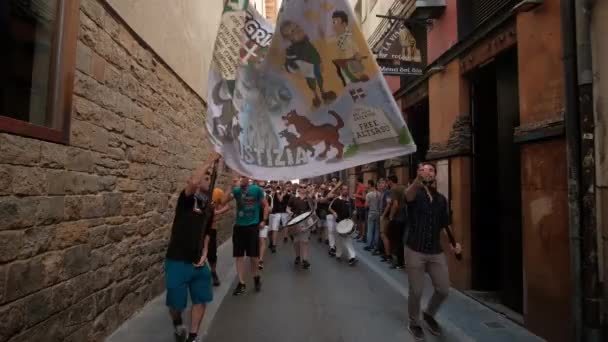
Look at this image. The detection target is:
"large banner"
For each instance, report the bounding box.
[206,0,416,180]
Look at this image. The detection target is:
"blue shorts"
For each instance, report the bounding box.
[164,259,213,311]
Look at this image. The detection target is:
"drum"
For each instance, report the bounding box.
[285,211,318,235]
[336,219,355,237]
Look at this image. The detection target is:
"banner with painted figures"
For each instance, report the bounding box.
[206,0,416,180]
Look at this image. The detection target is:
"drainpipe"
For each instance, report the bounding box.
[560,0,584,341]
[576,0,601,340]
[562,0,601,341]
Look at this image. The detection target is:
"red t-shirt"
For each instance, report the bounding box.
[355,184,366,208]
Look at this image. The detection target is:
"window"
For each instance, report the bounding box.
[0,0,80,143]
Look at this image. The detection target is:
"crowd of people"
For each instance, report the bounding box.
[162,153,462,342]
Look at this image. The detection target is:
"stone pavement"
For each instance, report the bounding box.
[106,236,545,342]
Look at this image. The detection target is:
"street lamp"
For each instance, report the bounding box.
[512,0,543,13]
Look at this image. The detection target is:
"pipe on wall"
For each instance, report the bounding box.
[560,0,584,341]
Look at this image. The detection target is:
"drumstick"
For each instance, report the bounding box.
[445,227,462,261]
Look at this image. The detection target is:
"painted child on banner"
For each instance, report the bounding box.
[330,10,370,87]
[279,20,337,108]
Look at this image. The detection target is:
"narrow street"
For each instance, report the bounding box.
[205,240,428,342]
[107,237,540,342]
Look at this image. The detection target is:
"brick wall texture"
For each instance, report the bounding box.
[0,1,234,341]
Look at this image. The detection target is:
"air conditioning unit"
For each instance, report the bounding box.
[411,0,447,20]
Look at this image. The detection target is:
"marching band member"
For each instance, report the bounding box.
[269,184,291,251]
[315,183,331,244]
[329,185,358,266]
[287,183,313,270]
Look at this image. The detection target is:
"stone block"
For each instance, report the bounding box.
[11,166,47,195]
[62,245,92,279]
[51,221,89,250]
[94,287,113,315]
[36,196,65,225]
[80,0,104,26]
[40,141,68,169]
[0,133,41,166]
[66,148,96,173]
[103,192,122,217]
[88,225,110,249]
[19,226,52,259]
[116,178,139,192]
[21,286,54,327]
[91,304,119,341]
[70,118,109,154]
[4,258,46,302]
[75,41,92,74]
[0,165,13,195]
[0,231,24,263]
[0,196,37,230]
[66,295,96,327]
[65,195,106,220]
[0,305,26,341]
[91,52,106,83]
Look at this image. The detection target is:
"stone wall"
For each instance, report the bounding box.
[0,1,234,341]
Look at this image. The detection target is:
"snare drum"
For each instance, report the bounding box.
[285,211,318,235]
[336,219,355,237]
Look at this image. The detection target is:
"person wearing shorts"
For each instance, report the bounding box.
[258,186,273,270]
[165,156,218,342]
[221,175,269,296]
[287,184,313,270]
[269,185,290,252]
[207,188,231,287]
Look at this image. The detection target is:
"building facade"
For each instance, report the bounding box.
[0,0,234,341]
[347,0,607,341]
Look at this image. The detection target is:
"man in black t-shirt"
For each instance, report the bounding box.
[164,154,219,342]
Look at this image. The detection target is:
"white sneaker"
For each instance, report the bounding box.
[174,325,187,342]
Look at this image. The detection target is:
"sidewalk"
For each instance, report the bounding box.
[352,241,545,342]
[105,239,236,342]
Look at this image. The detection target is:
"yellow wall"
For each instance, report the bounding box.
[106,0,223,100]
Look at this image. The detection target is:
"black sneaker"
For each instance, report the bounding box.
[408,324,425,341]
[325,239,329,245]
[185,335,198,342]
[302,260,311,270]
[391,264,404,270]
[423,312,442,336]
[284,237,288,243]
[254,276,262,292]
[294,256,301,265]
[258,261,264,270]
[232,282,246,296]
[364,246,372,251]
[348,258,358,266]
[380,255,389,262]
[270,245,277,253]
[211,272,221,287]
[328,247,336,257]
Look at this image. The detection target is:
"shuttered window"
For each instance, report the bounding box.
[471,0,518,28]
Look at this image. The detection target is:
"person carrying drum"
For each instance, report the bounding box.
[329,185,358,266]
[269,183,291,252]
[221,174,269,295]
[286,183,314,269]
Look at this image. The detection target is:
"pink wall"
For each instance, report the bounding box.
[385,75,401,94]
[427,0,459,64]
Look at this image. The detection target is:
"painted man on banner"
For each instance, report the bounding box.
[280,20,337,108]
[330,10,369,87]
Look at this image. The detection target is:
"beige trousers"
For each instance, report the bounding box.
[405,247,450,326]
